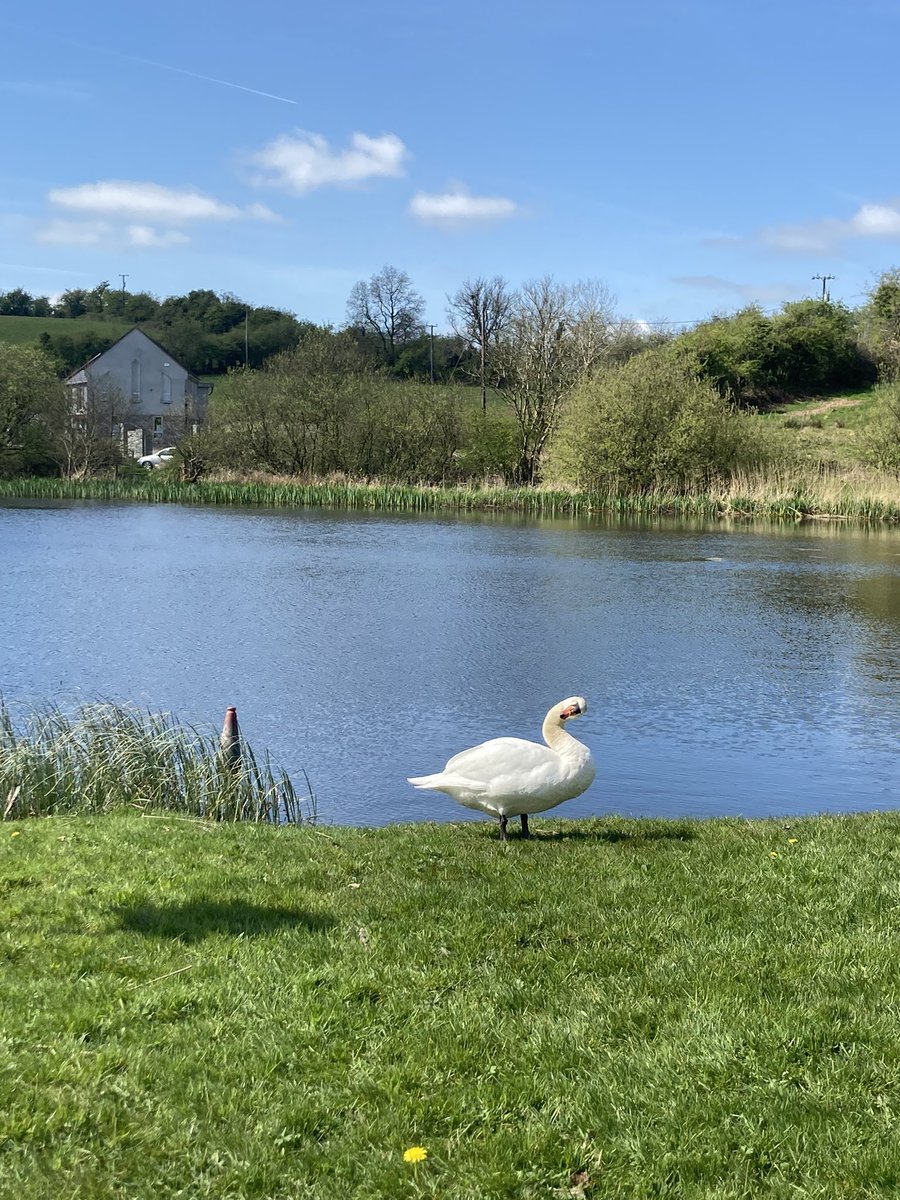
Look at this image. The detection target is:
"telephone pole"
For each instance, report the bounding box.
[119,273,128,295]
[427,324,435,383]
[812,273,835,302]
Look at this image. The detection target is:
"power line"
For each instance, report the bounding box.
[812,273,835,301]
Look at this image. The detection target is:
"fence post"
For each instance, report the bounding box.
[220,706,242,774]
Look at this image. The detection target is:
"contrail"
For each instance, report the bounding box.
[119,53,298,103]
[0,21,298,105]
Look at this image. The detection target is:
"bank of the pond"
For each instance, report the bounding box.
[5,809,900,1199]
[1,471,899,524]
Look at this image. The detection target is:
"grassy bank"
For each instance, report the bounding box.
[5,810,900,1198]
[1,469,899,524]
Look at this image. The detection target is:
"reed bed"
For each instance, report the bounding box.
[0,701,309,824]
[0,469,897,523]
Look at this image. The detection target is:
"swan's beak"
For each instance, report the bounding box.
[560,702,582,720]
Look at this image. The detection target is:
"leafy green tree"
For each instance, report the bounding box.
[674,301,873,403]
[547,347,767,492]
[54,289,90,318]
[858,269,900,377]
[0,343,64,475]
[0,288,35,316]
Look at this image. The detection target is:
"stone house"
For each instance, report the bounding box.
[63,328,212,457]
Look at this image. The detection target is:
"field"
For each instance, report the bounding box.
[0,315,133,345]
[5,810,900,1199]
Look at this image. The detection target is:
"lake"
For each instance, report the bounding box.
[1,499,898,827]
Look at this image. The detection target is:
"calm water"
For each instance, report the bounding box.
[1,499,899,826]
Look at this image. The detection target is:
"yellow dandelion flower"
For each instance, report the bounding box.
[403,1146,428,1164]
[788,838,798,844]
[770,851,778,857]
[10,831,21,838]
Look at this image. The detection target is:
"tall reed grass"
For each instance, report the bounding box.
[0,468,897,523]
[0,701,309,823]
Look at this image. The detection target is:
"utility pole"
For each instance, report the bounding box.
[119,274,128,296]
[812,273,835,302]
[244,311,249,366]
[427,323,435,383]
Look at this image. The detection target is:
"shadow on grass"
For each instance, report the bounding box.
[527,823,700,845]
[114,899,335,942]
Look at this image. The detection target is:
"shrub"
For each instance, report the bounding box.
[861,382,900,474]
[546,348,770,492]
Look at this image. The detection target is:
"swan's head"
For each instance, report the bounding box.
[555,696,587,723]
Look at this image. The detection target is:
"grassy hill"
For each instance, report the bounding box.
[0,315,134,345]
[4,809,900,1198]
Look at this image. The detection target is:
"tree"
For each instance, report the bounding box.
[0,344,65,475]
[54,288,90,318]
[0,288,35,316]
[859,270,900,378]
[547,347,766,493]
[447,276,512,412]
[493,277,617,483]
[346,266,425,366]
[55,378,136,479]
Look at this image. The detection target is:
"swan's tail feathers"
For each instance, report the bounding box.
[407,772,487,794]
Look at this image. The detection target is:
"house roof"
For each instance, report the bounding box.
[62,327,202,384]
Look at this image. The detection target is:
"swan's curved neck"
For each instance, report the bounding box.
[542,715,585,756]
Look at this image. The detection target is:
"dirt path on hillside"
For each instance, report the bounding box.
[792,397,866,416]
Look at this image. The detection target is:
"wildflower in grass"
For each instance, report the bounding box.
[770,851,778,857]
[403,1146,428,1163]
[788,838,798,844]
[10,831,21,838]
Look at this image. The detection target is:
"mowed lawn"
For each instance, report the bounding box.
[4,810,900,1199]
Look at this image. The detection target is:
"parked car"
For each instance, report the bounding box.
[137,447,176,469]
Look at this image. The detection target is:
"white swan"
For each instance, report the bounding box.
[408,697,595,841]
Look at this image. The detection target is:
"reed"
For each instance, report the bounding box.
[0,469,897,523]
[0,701,309,824]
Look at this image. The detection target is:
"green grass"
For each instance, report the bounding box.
[0,315,134,346]
[760,388,881,466]
[5,809,900,1198]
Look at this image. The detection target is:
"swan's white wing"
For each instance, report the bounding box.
[444,736,557,780]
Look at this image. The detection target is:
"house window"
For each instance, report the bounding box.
[154,416,163,432]
[131,359,141,400]
[161,373,172,405]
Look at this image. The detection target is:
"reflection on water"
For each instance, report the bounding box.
[1,499,898,825]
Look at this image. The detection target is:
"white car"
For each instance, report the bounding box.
[137,447,176,469]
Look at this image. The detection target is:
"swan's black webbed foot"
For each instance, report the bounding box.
[520,814,530,839]
[498,815,508,843]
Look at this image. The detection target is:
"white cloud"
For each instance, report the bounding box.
[126,225,190,248]
[48,180,275,224]
[36,179,280,250]
[249,130,408,193]
[762,200,900,254]
[409,187,520,228]
[36,219,109,247]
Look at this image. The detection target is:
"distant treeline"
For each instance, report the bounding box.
[3,267,900,486]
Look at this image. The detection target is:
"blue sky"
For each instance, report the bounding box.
[2,0,899,331]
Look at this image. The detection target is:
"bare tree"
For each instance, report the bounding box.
[494,277,617,483]
[447,276,512,413]
[346,266,425,366]
[56,378,137,479]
